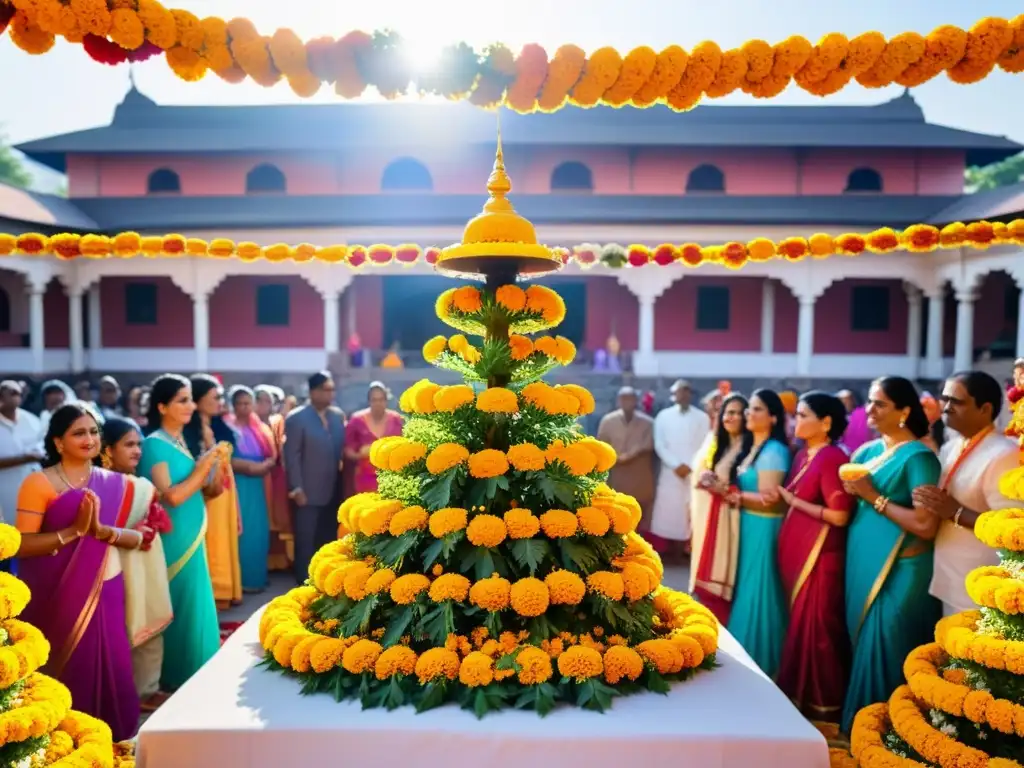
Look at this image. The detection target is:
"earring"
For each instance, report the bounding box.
[100,451,112,470]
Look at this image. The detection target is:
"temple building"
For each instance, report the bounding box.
[1,84,1023,388]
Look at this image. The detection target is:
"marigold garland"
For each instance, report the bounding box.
[2,6,1020,108]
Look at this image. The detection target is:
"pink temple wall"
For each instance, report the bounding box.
[100,277,193,347]
[66,148,966,197]
[44,279,69,349]
[583,279,638,351]
[209,276,324,348]
[813,279,908,355]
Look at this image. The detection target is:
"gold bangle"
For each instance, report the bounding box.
[873,495,890,514]
[56,530,66,546]
[953,507,964,528]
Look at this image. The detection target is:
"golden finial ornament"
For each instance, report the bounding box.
[436,110,560,279]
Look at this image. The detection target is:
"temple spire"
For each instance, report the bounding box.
[483,109,512,211]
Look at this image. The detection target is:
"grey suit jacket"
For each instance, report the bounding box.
[283,404,346,507]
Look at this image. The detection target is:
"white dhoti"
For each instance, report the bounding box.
[649,406,710,542]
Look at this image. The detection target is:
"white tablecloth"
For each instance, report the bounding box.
[138,608,828,768]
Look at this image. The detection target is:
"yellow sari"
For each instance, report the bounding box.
[205,463,242,610]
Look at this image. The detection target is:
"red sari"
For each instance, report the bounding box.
[346,410,404,494]
[776,443,853,720]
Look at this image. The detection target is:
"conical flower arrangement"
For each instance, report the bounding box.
[258,279,719,716]
[844,475,1024,767]
[0,524,133,768]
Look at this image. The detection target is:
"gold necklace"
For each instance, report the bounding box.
[56,463,91,490]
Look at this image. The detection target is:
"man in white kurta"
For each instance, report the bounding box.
[913,372,1018,616]
[650,380,710,556]
[0,381,44,525]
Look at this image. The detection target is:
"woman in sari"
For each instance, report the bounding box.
[225,386,275,592]
[15,404,148,740]
[138,374,223,692]
[725,388,791,678]
[255,385,292,572]
[840,376,941,733]
[183,374,242,610]
[690,393,748,625]
[772,392,853,720]
[344,382,403,494]
[101,417,174,712]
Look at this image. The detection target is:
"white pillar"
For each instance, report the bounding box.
[953,290,976,372]
[28,285,45,375]
[760,279,775,355]
[634,294,657,376]
[68,289,84,374]
[925,289,945,379]
[193,293,209,371]
[796,295,815,377]
[324,292,340,356]
[904,284,922,380]
[1016,286,1024,359]
[87,282,102,354]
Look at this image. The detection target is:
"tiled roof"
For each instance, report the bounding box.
[0,182,97,231]
[929,181,1024,223]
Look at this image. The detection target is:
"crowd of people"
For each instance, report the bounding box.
[0,362,1019,741]
[597,368,1020,732]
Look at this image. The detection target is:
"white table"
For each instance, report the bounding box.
[138,607,828,768]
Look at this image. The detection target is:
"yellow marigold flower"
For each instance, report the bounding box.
[549,389,581,416]
[468,449,509,479]
[510,577,550,617]
[539,509,579,538]
[588,571,625,601]
[370,437,404,470]
[546,441,597,476]
[451,285,483,313]
[476,387,519,414]
[429,573,471,603]
[434,385,476,412]
[457,342,482,364]
[668,631,705,668]
[343,562,375,601]
[534,336,560,358]
[273,631,306,668]
[504,508,540,539]
[495,284,527,312]
[429,507,468,537]
[445,633,472,657]
[309,637,346,673]
[448,334,470,355]
[413,382,440,414]
[388,441,427,472]
[525,284,566,323]
[621,562,659,601]
[435,288,456,319]
[507,443,546,472]
[375,645,418,680]
[337,492,380,527]
[577,438,616,472]
[603,646,644,684]
[415,647,461,683]
[425,443,470,475]
[389,505,429,536]
[390,574,431,605]
[637,638,685,674]
[576,506,610,536]
[469,574,512,612]
[358,499,403,536]
[432,564,444,576]
[499,631,521,654]
[508,334,534,361]
[466,514,508,548]
[322,561,358,597]
[553,337,577,365]
[422,335,447,362]
[593,497,633,535]
[458,651,495,687]
[520,381,554,409]
[517,646,554,684]
[364,568,396,595]
[557,646,604,681]
[470,626,489,648]
[541,637,565,658]
[544,570,586,605]
[341,639,383,674]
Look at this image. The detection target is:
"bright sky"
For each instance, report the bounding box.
[0,0,1021,180]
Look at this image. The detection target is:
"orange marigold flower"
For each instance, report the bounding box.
[358,499,402,536]
[466,514,507,547]
[557,646,603,681]
[534,336,560,358]
[808,232,834,257]
[539,509,579,539]
[508,334,534,360]
[509,577,550,617]
[525,284,565,323]
[866,227,900,252]
[546,441,598,476]
[429,508,468,538]
[469,574,512,612]
[451,285,483,313]
[390,574,431,605]
[433,385,476,413]
[342,638,383,674]
[476,387,519,414]
[411,382,440,415]
[516,646,554,684]
[342,562,375,600]
[576,506,611,536]
[834,233,866,255]
[435,288,456,319]
[503,508,541,539]
[544,570,587,605]
[577,438,616,473]
[637,638,685,674]
[458,651,495,687]
[364,568,396,595]
[309,637,346,673]
[468,449,509,479]
[603,646,644,684]
[422,335,447,362]
[429,573,471,603]
[369,437,404,470]
[620,562,659,601]
[553,337,576,364]
[389,505,429,536]
[425,443,470,475]
[587,571,625,601]
[777,237,809,261]
[507,443,546,472]
[374,645,417,679]
[415,647,461,683]
[495,284,527,312]
[556,384,594,414]
[903,224,940,252]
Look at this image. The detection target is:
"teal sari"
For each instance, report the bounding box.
[727,438,791,679]
[840,439,941,732]
[138,433,221,691]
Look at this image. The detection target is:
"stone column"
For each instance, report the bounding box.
[634,294,657,376]
[28,285,45,375]
[904,284,922,380]
[953,290,976,373]
[760,279,775,355]
[324,291,340,359]
[925,289,944,379]
[68,288,84,374]
[193,292,209,372]
[796,295,815,377]
[87,283,102,359]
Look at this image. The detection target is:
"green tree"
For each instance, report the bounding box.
[965,152,1024,191]
[0,133,30,189]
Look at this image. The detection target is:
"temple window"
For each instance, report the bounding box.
[686,164,725,193]
[124,282,158,325]
[550,161,593,192]
[0,287,9,332]
[845,167,883,193]
[256,284,290,326]
[146,168,181,194]
[850,285,890,331]
[696,285,730,330]
[381,158,433,191]
[246,163,287,194]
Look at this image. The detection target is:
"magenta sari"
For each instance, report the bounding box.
[19,468,140,741]
[345,410,403,494]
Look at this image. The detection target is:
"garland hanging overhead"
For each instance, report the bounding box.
[1,218,1020,268]
[0,2,1021,111]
